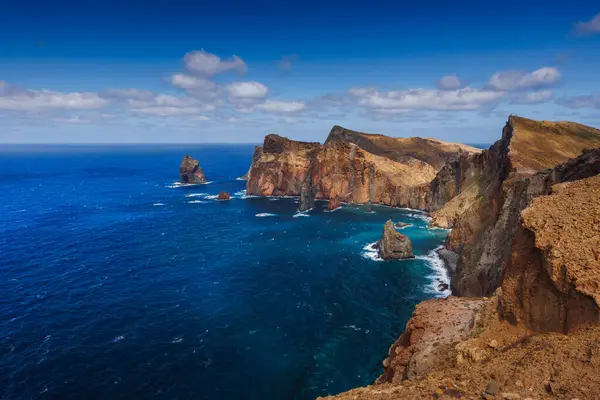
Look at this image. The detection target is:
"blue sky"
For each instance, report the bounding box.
[1,0,599,143]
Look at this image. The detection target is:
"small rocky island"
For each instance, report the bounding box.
[217,191,231,201]
[375,219,414,260]
[179,155,207,184]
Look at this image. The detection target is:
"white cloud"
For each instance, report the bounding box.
[354,87,504,111]
[437,75,463,90]
[255,100,306,113]
[168,73,217,91]
[226,81,268,102]
[0,81,109,111]
[573,13,600,36]
[184,50,248,76]
[487,67,561,91]
[127,94,216,116]
[511,90,553,104]
[348,86,377,97]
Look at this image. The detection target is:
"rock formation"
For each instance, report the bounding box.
[319,117,600,400]
[375,220,414,260]
[246,127,481,209]
[179,155,207,184]
[327,196,341,211]
[217,191,230,201]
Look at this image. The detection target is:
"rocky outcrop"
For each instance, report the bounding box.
[180,155,207,184]
[499,173,600,333]
[320,117,600,400]
[432,116,600,297]
[298,170,315,211]
[375,220,414,260]
[217,191,230,201]
[376,296,486,384]
[246,127,480,209]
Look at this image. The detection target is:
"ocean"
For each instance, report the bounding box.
[0,144,451,399]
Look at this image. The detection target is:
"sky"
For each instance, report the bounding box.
[0,0,599,144]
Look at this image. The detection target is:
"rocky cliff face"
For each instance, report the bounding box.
[375,220,414,260]
[246,127,481,209]
[180,155,207,184]
[427,116,600,297]
[321,117,600,400]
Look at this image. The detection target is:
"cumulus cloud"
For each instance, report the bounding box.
[225,81,268,106]
[436,75,463,90]
[127,94,216,116]
[0,81,109,111]
[573,13,600,36]
[255,100,306,113]
[487,67,561,91]
[558,94,600,109]
[184,50,248,76]
[352,87,504,111]
[510,90,554,104]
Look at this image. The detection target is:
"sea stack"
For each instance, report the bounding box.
[376,219,414,260]
[298,171,315,212]
[180,155,207,184]
[328,196,341,211]
[217,191,231,201]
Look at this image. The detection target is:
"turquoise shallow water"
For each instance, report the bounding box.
[0,144,449,399]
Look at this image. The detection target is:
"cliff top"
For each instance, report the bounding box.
[262,133,321,154]
[325,125,481,170]
[508,115,600,174]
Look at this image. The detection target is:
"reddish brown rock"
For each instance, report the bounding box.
[327,196,341,211]
[375,220,414,260]
[246,127,479,209]
[217,191,230,201]
[179,155,207,184]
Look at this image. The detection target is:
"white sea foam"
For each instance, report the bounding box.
[112,335,125,343]
[324,206,342,212]
[255,213,277,217]
[416,246,451,298]
[188,200,208,204]
[171,337,183,343]
[361,242,382,261]
[236,177,247,181]
[204,195,219,200]
[185,193,208,198]
[395,223,412,230]
[153,203,165,206]
[293,212,310,218]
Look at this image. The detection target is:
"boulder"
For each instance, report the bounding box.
[180,155,207,184]
[376,220,414,260]
[217,191,230,201]
[394,221,410,229]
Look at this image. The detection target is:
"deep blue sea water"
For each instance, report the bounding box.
[0,144,451,400]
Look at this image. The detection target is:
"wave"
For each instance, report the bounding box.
[324,206,341,213]
[416,245,451,298]
[188,200,209,204]
[255,213,277,217]
[361,242,382,262]
[152,203,165,206]
[235,177,247,181]
[204,195,219,200]
[293,212,310,218]
[185,193,208,198]
[111,335,125,343]
[234,189,247,196]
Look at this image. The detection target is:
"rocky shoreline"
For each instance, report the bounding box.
[239,115,600,399]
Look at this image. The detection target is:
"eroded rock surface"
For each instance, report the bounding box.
[246,127,481,208]
[179,155,207,184]
[375,220,414,260]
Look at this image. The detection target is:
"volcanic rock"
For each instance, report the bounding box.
[179,155,207,184]
[394,221,409,229]
[217,191,230,201]
[328,196,341,211]
[376,220,414,260]
[246,127,480,208]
